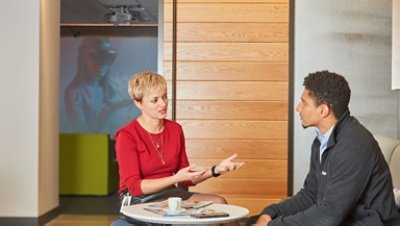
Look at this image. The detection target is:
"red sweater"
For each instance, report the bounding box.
[115,119,193,196]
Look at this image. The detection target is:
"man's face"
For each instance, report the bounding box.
[296,89,324,129]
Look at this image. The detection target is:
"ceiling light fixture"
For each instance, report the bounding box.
[103,4,148,26]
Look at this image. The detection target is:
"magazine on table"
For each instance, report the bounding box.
[190,208,230,218]
[144,206,229,218]
[145,200,229,218]
[143,207,190,217]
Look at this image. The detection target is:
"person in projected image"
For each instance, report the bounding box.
[250,71,400,226]
[113,71,245,225]
[64,38,131,133]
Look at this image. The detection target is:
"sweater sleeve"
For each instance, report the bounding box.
[115,129,144,196]
[262,150,318,219]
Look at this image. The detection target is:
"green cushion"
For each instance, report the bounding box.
[59,133,118,195]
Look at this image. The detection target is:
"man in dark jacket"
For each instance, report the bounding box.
[254,71,399,225]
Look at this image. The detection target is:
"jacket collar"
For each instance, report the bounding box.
[326,110,351,149]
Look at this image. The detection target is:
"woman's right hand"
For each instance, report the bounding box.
[174,165,207,182]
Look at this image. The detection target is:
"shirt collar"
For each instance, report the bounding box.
[316,125,335,144]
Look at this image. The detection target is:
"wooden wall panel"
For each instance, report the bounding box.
[164,62,288,81]
[179,120,287,140]
[176,81,288,100]
[164,23,289,42]
[185,139,287,159]
[176,101,288,120]
[166,0,288,3]
[185,159,287,179]
[227,198,282,217]
[190,179,287,197]
[164,43,288,61]
[164,3,289,23]
[163,0,290,216]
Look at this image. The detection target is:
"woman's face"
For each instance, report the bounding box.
[135,87,168,120]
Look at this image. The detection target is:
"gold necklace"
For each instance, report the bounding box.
[149,133,161,148]
[147,132,165,164]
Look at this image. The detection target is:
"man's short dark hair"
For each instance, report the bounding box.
[303,70,351,118]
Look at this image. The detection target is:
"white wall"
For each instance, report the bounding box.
[293,0,397,192]
[393,0,400,89]
[0,0,40,216]
[0,0,59,218]
[150,0,398,203]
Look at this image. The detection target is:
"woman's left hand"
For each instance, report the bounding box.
[214,154,245,175]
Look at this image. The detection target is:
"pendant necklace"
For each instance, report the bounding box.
[147,132,165,164]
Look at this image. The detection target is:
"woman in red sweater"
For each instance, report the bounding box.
[115,71,244,220]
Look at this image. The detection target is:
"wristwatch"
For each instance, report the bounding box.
[211,165,221,177]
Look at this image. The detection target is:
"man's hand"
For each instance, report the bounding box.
[253,214,272,226]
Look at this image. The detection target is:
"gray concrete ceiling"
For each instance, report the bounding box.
[61,0,159,25]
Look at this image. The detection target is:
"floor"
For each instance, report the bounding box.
[45,193,250,226]
[45,193,121,226]
[57,193,120,215]
[45,214,119,226]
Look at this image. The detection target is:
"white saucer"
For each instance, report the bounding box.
[165,208,186,215]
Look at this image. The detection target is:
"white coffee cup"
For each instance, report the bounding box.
[168,197,182,211]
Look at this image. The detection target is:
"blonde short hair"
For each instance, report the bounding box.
[128,71,167,102]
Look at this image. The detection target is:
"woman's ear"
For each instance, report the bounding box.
[134,100,142,110]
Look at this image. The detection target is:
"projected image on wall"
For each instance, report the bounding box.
[60,36,157,136]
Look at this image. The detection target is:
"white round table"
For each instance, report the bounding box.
[121,203,249,225]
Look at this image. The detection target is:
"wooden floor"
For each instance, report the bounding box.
[47,194,250,226]
[46,214,120,226]
[46,214,249,226]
